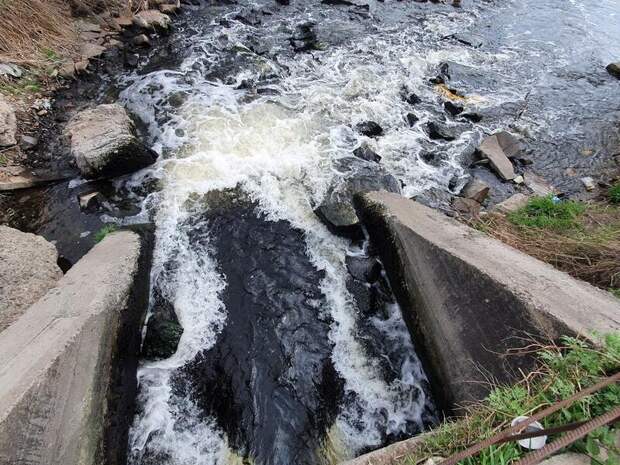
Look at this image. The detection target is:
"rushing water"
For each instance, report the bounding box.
[110,0,620,464]
[4,0,616,464]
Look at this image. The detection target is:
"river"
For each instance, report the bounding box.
[2,0,619,464]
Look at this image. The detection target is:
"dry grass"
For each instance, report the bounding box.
[471,203,620,292]
[0,0,135,66]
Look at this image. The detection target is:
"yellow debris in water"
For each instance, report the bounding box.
[316,423,351,465]
[434,83,484,104]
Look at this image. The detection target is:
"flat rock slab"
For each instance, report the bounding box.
[355,192,620,409]
[0,226,62,332]
[479,131,519,180]
[0,231,142,465]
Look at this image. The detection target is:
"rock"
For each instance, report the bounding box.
[356,121,384,138]
[80,42,106,60]
[353,143,382,163]
[539,453,590,465]
[133,10,171,30]
[160,3,180,14]
[423,458,446,465]
[581,176,596,191]
[65,104,157,179]
[141,291,183,360]
[444,101,463,116]
[314,160,401,237]
[524,172,554,196]
[406,113,418,126]
[513,175,524,184]
[59,61,76,79]
[115,15,134,28]
[290,21,319,52]
[0,63,23,78]
[452,197,481,217]
[133,34,151,47]
[403,92,421,105]
[19,135,38,151]
[0,226,63,332]
[0,96,17,147]
[345,255,382,283]
[0,170,71,191]
[606,62,620,79]
[461,177,490,203]
[78,191,103,211]
[449,32,485,48]
[478,131,520,180]
[493,193,530,213]
[424,121,460,141]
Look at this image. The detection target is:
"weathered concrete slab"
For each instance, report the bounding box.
[0,231,147,465]
[355,192,620,411]
[0,226,63,332]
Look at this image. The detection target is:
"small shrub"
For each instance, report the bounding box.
[609,183,620,204]
[94,224,118,243]
[508,195,586,230]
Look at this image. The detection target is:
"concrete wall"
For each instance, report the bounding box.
[355,192,620,412]
[0,231,150,465]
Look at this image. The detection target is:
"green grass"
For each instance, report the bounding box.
[0,76,42,96]
[609,183,620,204]
[94,224,118,243]
[398,334,620,465]
[508,195,586,230]
[611,289,620,299]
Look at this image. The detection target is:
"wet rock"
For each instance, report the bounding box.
[606,62,620,79]
[413,187,453,210]
[19,135,38,151]
[0,96,17,147]
[356,121,384,138]
[403,92,422,105]
[513,175,524,184]
[448,32,485,48]
[142,291,183,360]
[345,255,382,283]
[493,193,530,213]
[353,143,382,163]
[478,131,521,180]
[66,103,157,179]
[444,101,463,116]
[133,10,171,31]
[315,160,401,237]
[133,34,151,47]
[424,121,460,141]
[452,197,481,217]
[461,177,490,203]
[406,113,419,126]
[0,226,63,332]
[78,191,104,211]
[290,21,319,52]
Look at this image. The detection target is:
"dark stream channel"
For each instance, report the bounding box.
[1,0,620,464]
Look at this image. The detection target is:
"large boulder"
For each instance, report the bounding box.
[0,226,63,332]
[133,9,171,30]
[0,96,17,147]
[314,159,401,237]
[606,62,620,79]
[66,104,157,179]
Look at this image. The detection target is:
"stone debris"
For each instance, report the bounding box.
[607,62,620,79]
[524,172,555,196]
[19,135,38,151]
[581,176,596,191]
[0,96,17,147]
[461,177,490,203]
[478,131,521,180]
[513,174,524,184]
[78,191,103,211]
[452,197,481,217]
[0,63,23,78]
[493,193,530,213]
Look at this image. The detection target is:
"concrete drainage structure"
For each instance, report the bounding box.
[0,231,151,465]
[355,192,620,412]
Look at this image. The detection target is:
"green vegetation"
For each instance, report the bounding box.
[94,224,118,243]
[0,75,42,96]
[398,335,620,465]
[609,183,620,204]
[508,195,586,230]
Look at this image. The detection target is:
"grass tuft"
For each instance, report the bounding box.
[610,183,620,204]
[507,196,585,230]
[398,335,620,465]
[94,224,118,243]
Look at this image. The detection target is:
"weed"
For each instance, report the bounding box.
[610,183,620,204]
[397,335,620,465]
[94,224,118,243]
[508,195,586,230]
[611,289,620,299]
[0,77,42,96]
